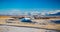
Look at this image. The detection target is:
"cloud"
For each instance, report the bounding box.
[0,9,21,15]
[40,12,46,15]
[8,9,21,15]
[0,9,32,15]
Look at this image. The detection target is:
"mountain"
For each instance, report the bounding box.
[47,12,60,16]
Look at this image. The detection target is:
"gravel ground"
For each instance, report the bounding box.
[0,25,59,32]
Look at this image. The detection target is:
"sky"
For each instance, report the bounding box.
[0,0,60,15]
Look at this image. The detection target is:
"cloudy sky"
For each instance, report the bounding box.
[0,0,60,15]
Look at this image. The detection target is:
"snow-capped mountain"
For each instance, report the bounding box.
[48,12,60,16]
[0,9,60,17]
[46,11,60,16]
